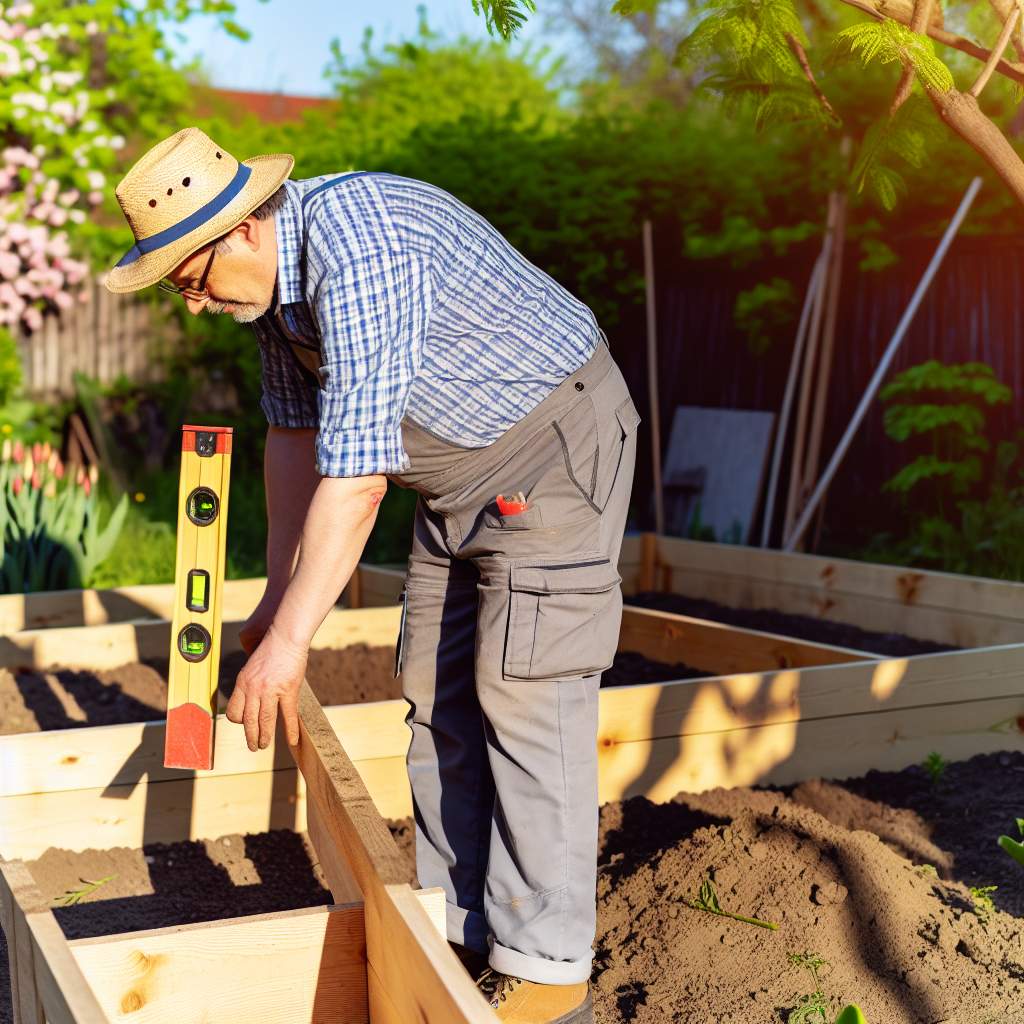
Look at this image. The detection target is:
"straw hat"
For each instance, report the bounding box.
[104,127,294,294]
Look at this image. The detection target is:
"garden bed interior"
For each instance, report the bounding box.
[1,535,1022,1023]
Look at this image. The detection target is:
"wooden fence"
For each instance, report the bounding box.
[17,277,182,400]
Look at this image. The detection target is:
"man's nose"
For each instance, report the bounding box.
[184,295,208,316]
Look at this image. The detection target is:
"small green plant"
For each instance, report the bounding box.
[787,952,832,1023]
[55,874,116,907]
[998,818,1024,869]
[969,884,998,924]
[787,953,870,1024]
[922,751,948,785]
[686,875,778,930]
[0,441,127,591]
[916,863,938,878]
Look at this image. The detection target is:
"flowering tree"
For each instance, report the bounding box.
[0,0,247,399]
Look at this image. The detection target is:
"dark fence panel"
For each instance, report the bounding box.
[607,233,1024,546]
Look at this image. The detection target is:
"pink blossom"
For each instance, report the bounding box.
[53,291,72,310]
[22,305,42,330]
[0,252,20,279]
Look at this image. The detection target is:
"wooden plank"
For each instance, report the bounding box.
[1,768,306,861]
[1,701,407,798]
[291,681,493,1024]
[0,859,106,1024]
[0,564,402,634]
[307,800,362,905]
[0,605,401,671]
[650,534,1024,646]
[598,694,1024,803]
[619,606,873,674]
[70,903,367,1024]
[351,566,404,608]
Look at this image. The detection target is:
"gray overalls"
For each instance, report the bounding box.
[389,339,639,984]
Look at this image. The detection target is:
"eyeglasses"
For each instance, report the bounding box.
[157,245,217,300]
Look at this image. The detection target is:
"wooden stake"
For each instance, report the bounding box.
[759,255,826,547]
[785,178,982,551]
[782,193,838,546]
[643,220,665,536]
[800,190,849,539]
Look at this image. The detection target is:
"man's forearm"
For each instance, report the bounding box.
[264,426,319,600]
[271,475,386,649]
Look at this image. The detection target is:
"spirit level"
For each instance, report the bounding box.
[164,424,232,770]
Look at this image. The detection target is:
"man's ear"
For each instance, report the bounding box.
[227,215,262,252]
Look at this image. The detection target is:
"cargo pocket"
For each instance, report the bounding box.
[504,556,622,680]
[394,588,408,679]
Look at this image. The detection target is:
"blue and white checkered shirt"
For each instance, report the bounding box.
[251,173,600,478]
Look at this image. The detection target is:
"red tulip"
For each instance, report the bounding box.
[75,466,85,486]
[83,477,91,496]
[12,477,22,496]
[30,470,40,490]
[31,442,42,465]
[54,459,64,480]
[12,440,23,463]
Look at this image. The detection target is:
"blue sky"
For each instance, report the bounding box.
[168,0,555,97]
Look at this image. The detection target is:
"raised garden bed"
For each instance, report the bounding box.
[2,543,1022,1023]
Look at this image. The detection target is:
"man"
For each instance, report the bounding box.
[106,127,639,1024]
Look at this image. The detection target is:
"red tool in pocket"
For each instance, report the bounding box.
[496,491,529,516]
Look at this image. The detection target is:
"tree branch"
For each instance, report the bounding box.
[889,0,934,116]
[970,4,1021,96]
[927,86,1024,203]
[785,32,839,120]
[988,0,1024,63]
[837,0,1024,87]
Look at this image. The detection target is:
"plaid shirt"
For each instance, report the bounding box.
[251,173,600,478]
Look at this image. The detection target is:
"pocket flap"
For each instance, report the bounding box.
[510,557,621,596]
[616,398,641,435]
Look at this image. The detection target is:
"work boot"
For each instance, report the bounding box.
[477,969,593,1024]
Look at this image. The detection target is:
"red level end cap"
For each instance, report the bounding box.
[165,702,214,770]
[181,425,233,455]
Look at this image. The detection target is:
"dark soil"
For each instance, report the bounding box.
[0,644,399,735]
[628,592,957,658]
[0,648,701,735]
[0,828,331,1024]
[390,750,1024,1024]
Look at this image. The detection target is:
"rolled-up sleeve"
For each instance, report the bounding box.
[313,249,429,478]
[253,319,320,429]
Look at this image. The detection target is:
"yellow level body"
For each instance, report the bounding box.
[165,425,232,770]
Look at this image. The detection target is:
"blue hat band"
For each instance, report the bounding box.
[116,163,253,269]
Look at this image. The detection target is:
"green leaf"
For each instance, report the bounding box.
[470,0,536,39]
[999,833,1024,867]
[835,1007,869,1024]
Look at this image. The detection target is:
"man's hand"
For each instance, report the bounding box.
[225,624,308,750]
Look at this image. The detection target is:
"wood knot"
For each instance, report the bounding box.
[60,755,78,765]
[120,990,145,1014]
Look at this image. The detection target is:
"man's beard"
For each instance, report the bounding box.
[206,298,269,323]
